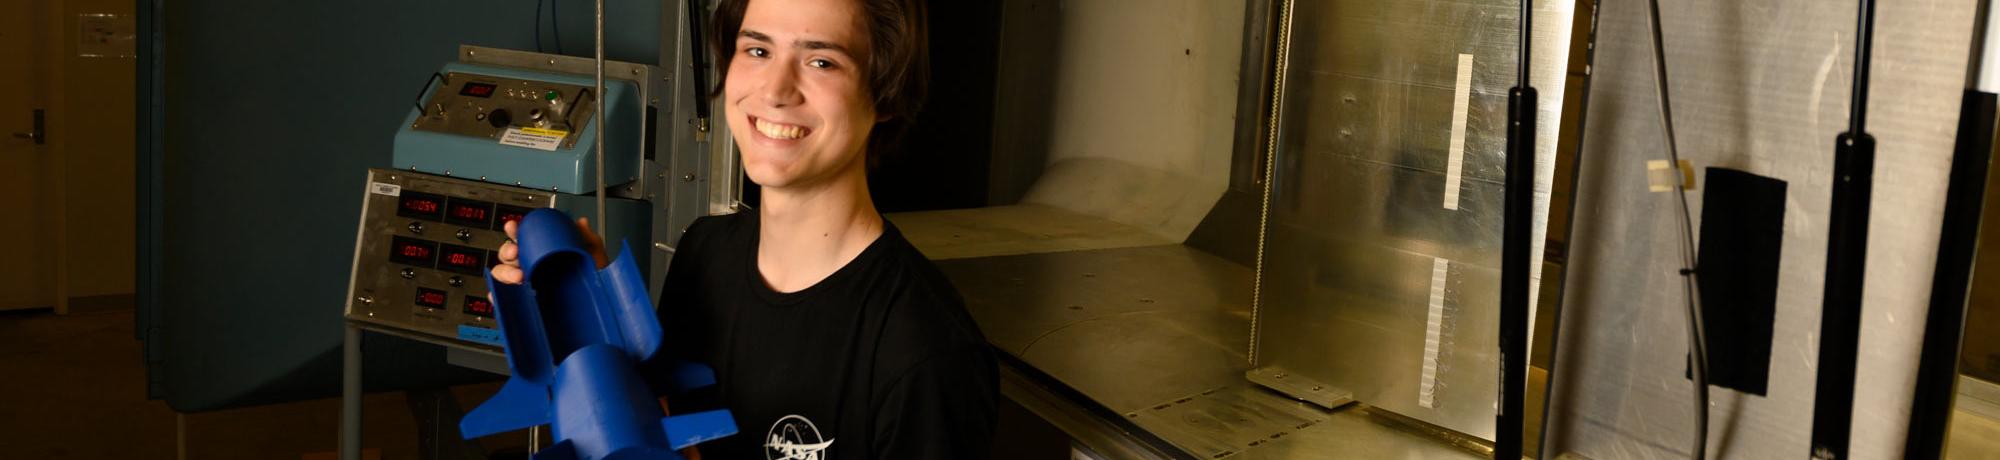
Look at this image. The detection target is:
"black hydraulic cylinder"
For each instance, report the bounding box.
[1811,132,1874,459]
[1496,86,1536,460]
[1810,0,1876,456]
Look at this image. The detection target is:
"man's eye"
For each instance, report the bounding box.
[808,59,834,69]
[746,47,768,58]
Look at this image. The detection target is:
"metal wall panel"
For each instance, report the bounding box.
[1252,0,1576,440]
[1544,0,1977,458]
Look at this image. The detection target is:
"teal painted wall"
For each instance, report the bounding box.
[155,0,661,411]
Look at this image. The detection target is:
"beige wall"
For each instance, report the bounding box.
[1015,0,1246,240]
[54,0,137,298]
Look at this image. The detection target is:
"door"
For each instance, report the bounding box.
[0,0,56,311]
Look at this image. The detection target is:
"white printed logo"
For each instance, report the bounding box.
[765,414,835,460]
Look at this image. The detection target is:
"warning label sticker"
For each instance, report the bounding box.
[498,127,568,151]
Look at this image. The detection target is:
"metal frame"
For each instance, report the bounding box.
[1905,2,2000,457]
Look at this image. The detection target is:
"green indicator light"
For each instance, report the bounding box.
[545,91,559,101]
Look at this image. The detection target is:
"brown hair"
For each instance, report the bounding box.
[709,0,930,163]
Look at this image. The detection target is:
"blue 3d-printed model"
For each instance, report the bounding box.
[460,208,736,460]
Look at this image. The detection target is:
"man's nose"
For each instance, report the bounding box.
[759,62,803,108]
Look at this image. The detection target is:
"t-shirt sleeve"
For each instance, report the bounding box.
[872,346,1000,458]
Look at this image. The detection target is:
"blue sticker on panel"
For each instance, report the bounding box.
[458,325,503,347]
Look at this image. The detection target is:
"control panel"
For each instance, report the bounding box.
[412,72,598,149]
[345,168,556,349]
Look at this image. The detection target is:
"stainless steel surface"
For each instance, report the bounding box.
[1249,0,1576,441]
[344,169,556,350]
[1245,367,1354,409]
[411,72,598,148]
[1544,0,1978,458]
[659,0,739,255]
[942,245,1487,459]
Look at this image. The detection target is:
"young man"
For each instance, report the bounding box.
[490,0,998,457]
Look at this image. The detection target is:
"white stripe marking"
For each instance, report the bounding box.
[1421,257,1450,408]
[1444,53,1474,211]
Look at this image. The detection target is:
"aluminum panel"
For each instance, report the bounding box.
[1543,0,1978,458]
[1252,0,1576,440]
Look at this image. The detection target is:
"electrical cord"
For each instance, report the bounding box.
[535,0,544,53]
[1643,0,1712,458]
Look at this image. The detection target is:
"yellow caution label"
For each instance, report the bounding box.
[522,127,569,138]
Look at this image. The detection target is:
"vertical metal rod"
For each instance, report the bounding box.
[176,413,187,460]
[593,0,607,239]
[341,325,362,460]
[1811,0,1878,457]
[1849,0,1876,136]
[1517,0,1532,88]
[1497,1,1536,458]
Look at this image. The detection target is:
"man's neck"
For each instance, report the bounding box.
[755,167,884,293]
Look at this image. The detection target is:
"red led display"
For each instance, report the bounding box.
[464,295,495,318]
[389,236,437,267]
[494,205,533,230]
[459,82,497,98]
[438,244,487,275]
[446,199,493,227]
[397,192,446,221]
[415,288,448,309]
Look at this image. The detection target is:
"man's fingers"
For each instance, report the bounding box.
[490,263,524,285]
[504,219,519,240]
[498,241,518,264]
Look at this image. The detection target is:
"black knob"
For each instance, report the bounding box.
[488,109,512,129]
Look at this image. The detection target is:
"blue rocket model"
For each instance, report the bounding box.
[460,208,736,460]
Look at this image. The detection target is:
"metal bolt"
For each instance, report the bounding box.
[682,174,696,182]
[479,176,487,180]
[630,68,640,75]
[467,50,476,56]
[548,58,557,65]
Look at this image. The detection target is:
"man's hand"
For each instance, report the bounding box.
[490,217,612,285]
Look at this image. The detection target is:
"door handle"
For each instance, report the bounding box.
[12,109,43,145]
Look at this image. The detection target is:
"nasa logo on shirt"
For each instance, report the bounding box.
[765,414,835,460]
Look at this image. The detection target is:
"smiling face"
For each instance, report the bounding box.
[724,0,879,191]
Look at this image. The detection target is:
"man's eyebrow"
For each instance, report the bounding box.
[740,29,852,55]
[798,40,850,54]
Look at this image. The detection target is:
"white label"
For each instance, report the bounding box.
[499,127,566,151]
[369,182,401,197]
[1419,257,1450,409]
[1443,53,1474,211]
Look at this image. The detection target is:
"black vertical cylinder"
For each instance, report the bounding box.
[1811,132,1875,459]
[1497,87,1537,460]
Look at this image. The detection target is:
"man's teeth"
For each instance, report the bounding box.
[756,118,807,140]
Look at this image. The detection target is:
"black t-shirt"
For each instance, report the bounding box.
[650,212,998,459]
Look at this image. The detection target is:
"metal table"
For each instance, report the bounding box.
[936,244,1488,459]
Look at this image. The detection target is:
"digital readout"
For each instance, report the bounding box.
[464,295,495,318]
[439,244,487,275]
[415,287,448,309]
[494,205,534,230]
[459,82,497,98]
[397,191,446,221]
[447,199,493,228]
[389,236,438,267]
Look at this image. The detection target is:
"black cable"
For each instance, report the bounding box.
[1643,0,1711,458]
[535,0,545,53]
[553,0,564,55]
